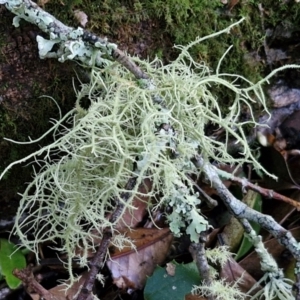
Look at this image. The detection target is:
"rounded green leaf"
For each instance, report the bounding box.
[0,239,26,289]
[144,261,201,300]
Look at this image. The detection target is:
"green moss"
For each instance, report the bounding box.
[42,0,300,84]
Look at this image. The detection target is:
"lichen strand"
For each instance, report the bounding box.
[2,28,287,282]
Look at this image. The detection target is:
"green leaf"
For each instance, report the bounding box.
[235,192,262,261]
[0,239,26,289]
[144,261,201,300]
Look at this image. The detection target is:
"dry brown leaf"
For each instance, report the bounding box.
[220,257,261,295]
[107,228,173,291]
[110,227,171,256]
[29,294,41,300]
[45,271,93,300]
[73,10,88,28]
[227,0,239,11]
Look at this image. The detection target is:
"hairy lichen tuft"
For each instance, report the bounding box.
[1,20,296,283]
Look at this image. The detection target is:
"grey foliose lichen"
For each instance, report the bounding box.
[1,0,117,65]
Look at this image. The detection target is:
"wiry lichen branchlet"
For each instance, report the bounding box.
[192,246,246,300]
[246,229,294,300]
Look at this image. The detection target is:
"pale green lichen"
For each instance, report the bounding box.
[191,246,247,300]
[206,246,232,267]
[250,273,294,300]
[245,229,294,300]
[192,279,246,300]
[0,19,297,284]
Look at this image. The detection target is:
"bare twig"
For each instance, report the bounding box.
[190,231,214,300]
[194,156,300,278]
[186,174,218,208]
[216,168,300,210]
[13,265,58,300]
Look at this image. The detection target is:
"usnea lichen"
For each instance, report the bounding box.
[0,20,297,284]
[192,279,246,300]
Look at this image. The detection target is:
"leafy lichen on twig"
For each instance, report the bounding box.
[194,156,300,298]
[241,219,294,300]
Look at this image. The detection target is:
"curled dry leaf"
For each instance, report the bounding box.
[220,257,262,296]
[107,228,173,291]
[73,10,88,28]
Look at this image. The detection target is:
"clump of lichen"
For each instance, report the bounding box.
[0,20,285,283]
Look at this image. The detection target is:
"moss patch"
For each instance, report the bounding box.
[41,0,300,82]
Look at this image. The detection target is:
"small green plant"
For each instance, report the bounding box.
[0,239,26,289]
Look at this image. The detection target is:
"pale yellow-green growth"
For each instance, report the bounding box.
[192,278,246,300]
[1,20,298,284]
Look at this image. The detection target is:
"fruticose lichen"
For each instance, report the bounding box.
[0,19,297,284]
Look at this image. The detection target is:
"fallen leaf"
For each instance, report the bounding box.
[73,10,88,28]
[144,262,201,300]
[107,228,173,291]
[220,257,261,295]
[37,271,94,300]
